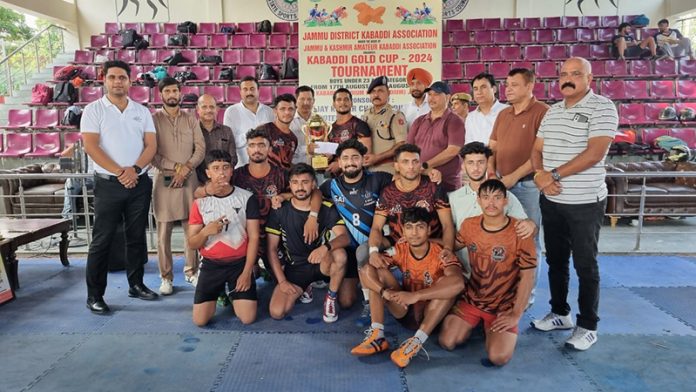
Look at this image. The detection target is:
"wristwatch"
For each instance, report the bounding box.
[132,165,142,174]
[551,168,561,181]
[324,241,332,251]
[421,162,429,170]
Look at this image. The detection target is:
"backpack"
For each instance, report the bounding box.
[218,67,234,81]
[163,52,188,65]
[31,84,53,104]
[282,57,299,79]
[630,14,650,28]
[152,66,168,80]
[173,71,197,83]
[220,26,235,34]
[53,82,79,104]
[259,63,278,81]
[133,38,149,50]
[258,20,272,33]
[62,106,83,128]
[177,21,198,34]
[168,34,188,46]
[181,93,199,103]
[655,135,687,152]
[54,65,83,81]
[198,55,222,64]
[120,29,142,48]
[138,72,157,88]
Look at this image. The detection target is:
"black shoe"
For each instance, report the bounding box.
[86,297,110,314]
[128,284,159,300]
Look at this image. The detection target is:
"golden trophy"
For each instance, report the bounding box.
[303,113,331,170]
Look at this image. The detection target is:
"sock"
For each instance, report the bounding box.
[371,322,385,338]
[361,288,370,303]
[327,289,337,299]
[414,329,429,343]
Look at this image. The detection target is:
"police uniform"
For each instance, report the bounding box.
[362,77,407,174]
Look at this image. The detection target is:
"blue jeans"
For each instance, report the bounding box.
[509,180,542,292]
[61,177,95,219]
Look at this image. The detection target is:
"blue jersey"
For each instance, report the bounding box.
[320,171,392,248]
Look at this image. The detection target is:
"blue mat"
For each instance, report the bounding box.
[631,287,696,329]
[599,255,696,288]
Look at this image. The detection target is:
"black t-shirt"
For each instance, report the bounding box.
[328,116,372,144]
[233,164,289,223]
[257,122,297,171]
[320,170,392,248]
[265,201,345,265]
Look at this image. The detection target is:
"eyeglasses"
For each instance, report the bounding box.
[560,71,585,78]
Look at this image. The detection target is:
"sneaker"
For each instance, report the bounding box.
[323,294,338,323]
[565,326,598,351]
[531,312,575,331]
[299,285,313,304]
[159,279,173,295]
[355,300,371,328]
[312,280,328,289]
[351,328,389,356]
[390,336,428,368]
[184,272,198,287]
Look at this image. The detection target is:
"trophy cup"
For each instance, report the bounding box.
[303,113,331,170]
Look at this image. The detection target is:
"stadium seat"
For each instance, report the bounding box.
[623,80,649,99]
[630,60,653,76]
[543,17,562,28]
[489,62,510,79]
[651,80,676,99]
[198,49,220,61]
[187,66,209,82]
[232,35,250,48]
[269,34,287,48]
[556,29,577,43]
[162,23,178,34]
[600,80,627,100]
[510,61,533,70]
[236,22,256,33]
[501,46,521,61]
[202,85,225,103]
[677,80,696,99]
[79,86,103,104]
[676,103,696,125]
[128,65,143,81]
[115,49,136,63]
[670,128,696,148]
[474,31,493,44]
[464,63,486,78]
[148,33,167,48]
[523,46,545,61]
[533,82,547,99]
[188,34,208,48]
[218,23,237,34]
[240,49,261,65]
[225,86,241,103]
[605,60,628,76]
[503,18,522,30]
[273,22,292,33]
[450,83,471,93]
[208,34,228,49]
[104,22,120,34]
[275,86,296,96]
[81,65,97,80]
[89,35,108,49]
[641,128,670,148]
[458,47,478,62]
[286,49,298,62]
[679,59,696,76]
[498,86,506,102]
[644,102,675,123]
[128,86,150,104]
[122,22,140,32]
[576,28,595,42]
[198,23,217,34]
[654,59,678,76]
[445,19,464,32]
[216,110,225,124]
[561,16,580,28]
[535,61,557,78]
[264,49,283,64]
[259,86,273,104]
[596,28,615,41]
[522,17,541,29]
[547,45,567,60]
[248,34,268,49]
[590,44,612,59]
[514,30,533,44]
[73,50,94,64]
[618,103,647,125]
[156,49,176,63]
[63,132,82,148]
[451,31,473,46]
[536,29,555,43]
[0,132,32,157]
[466,18,484,31]
[30,109,60,129]
[443,63,463,80]
[569,44,591,59]
[25,132,61,158]
[142,22,161,34]
[589,60,608,77]
[480,47,501,61]
[492,30,513,44]
[178,49,198,64]
[235,65,256,80]
[180,86,199,98]
[3,109,32,129]
[109,34,123,48]
[289,34,298,47]
[601,16,620,27]
[222,49,242,65]
[442,47,457,62]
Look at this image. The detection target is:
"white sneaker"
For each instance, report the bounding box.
[565,326,598,351]
[299,285,313,304]
[323,294,338,323]
[185,272,198,287]
[531,312,575,331]
[312,280,328,289]
[159,279,173,295]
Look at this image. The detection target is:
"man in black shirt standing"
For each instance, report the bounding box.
[266,163,350,323]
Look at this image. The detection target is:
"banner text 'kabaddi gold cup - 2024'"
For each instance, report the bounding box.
[299,0,442,122]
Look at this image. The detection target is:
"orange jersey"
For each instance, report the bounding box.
[457,216,537,313]
[388,240,461,293]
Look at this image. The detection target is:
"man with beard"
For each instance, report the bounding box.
[408,81,465,193]
[195,94,237,183]
[310,88,372,177]
[403,68,433,128]
[266,164,350,323]
[449,142,535,273]
[290,85,315,165]
[151,77,206,295]
[362,76,408,174]
[255,94,298,171]
[82,60,158,313]
[530,57,617,351]
[223,76,274,168]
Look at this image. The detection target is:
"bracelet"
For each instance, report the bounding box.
[369,246,379,254]
[533,171,541,180]
[309,211,319,218]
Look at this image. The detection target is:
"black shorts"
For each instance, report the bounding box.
[284,262,328,291]
[395,301,427,330]
[194,258,257,304]
[345,247,358,279]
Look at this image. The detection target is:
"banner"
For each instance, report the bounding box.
[299,0,442,122]
[0,254,14,305]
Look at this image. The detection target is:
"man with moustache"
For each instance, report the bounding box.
[266,164,350,323]
[195,94,237,183]
[152,77,206,295]
[403,68,433,128]
[408,81,465,193]
[82,60,158,313]
[530,57,618,351]
[465,73,508,145]
[310,88,372,177]
[255,94,299,171]
[290,85,315,165]
[362,76,408,174]
[223,76,274,168]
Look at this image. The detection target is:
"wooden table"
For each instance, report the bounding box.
[0,218,71,294]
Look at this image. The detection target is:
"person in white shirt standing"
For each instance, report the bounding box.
[464,73,508,145]
[223,76,274,168]
[290,85,315,165]
[403,68,432,129]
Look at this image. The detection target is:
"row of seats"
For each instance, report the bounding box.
[446,27,654,46]
[74,48,298,66]
[618,103,696,126]
[104,21,296,35]
[90,32,298,50]
[0,132,81,158]
[445,15,640,32]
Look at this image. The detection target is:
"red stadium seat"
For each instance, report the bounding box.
[188,34,208,48]
[442,47,457,62]
[259,86,273,104]
[651,80,676,99]
[73,50,94,64]
[128,86,150,104]
[577,28,595,42]
[289,34,298,47]
[623,80,649,99]
[644,103,675,123]
[202,86,225,103]
[89,35,108,49]
[523,46,546,61]
[466,18,484,31]
[547,45,568,60]
[122,22,141,33]
[535,62,558,78]
[240,49,261,65]
[492,30,513,44]
[209,34,228,48]
[561,16,580,28]
[679,59,696,76]
[115,49,135,63]
[236,22,256,34]
[474,31,493,44]
[489,62,510,79]
[248,34,267,49]
[178,49,198,64]
[600,80,627,100]
[484,18,502,30]
[222,49,241,65]
[569,44,591,59]
[445,20,464,32]
[510,61,533,70]
[143,22,161,34]
[503,18,522,30]
[596,28,615,42]
[543,17,562,28]
[272,22,292,33]
[590,44,612,59]
[618,103,647,125]
[533,82,547,99]
[480,46,501,61]
[235,65,256,80]
[654,59,678,76]
[605,60,628,76]
[231,35,250,48]
[135,49,157,64]
[556,29,577,43]
[458,47,478,62]
[501,46,521,61]
[163,23,178,34]
[641,128,670,147]
[30,109,60,129]
[451,31,473,46]
[198,23,217,34]
[104,22,120,34]
[225,86,241,103]
[677,80,696,99]
[670,128,696,148]
[443,63,463,80]
[601,16,620,27]
[63,132,82,148]
[676,103,696,125]
[450,83,471,93]
[3,109,32,130]
[523,17,541,29]
[629,60,653,76]
[79,86,103,104]
[275,86,296,96]
[25,132,61,158]
[264,49,283,64]
[148,33,167,48]
[269,34,287,48]
[0,133,32,158]
[536,29,555,43]
[589,60,608,77]
[514,30,533,44]
[189,66,210,82]
[156,49,176,63]
[464,63,486,78]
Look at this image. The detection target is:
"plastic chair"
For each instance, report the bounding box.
[466,19,484,31]
[651,81,676,99]
[601,16,620,28]
[557,29,577,43]
[156,49,176,64]
[248,34,267,49]
[30,109,60,129]
[225,86,241,103]
[73,50,94,64]
[128,86,151,104]
[188,34,208,48]
[162,23,178,34]
[562,16,580,28]
[202,86,225,103]
[240,49,261,65]
[480,47,501,61]
[0,133,32,157]
[501,46,521,61]
[443,63,463,80]
[492,30,513,44]
[198,23,217,34]
[222,49,242,65]
[272,22,292,33]
[654,59,678,76]
[670,128,696,148]
[547,45,568,60]
[677,80,696,99]
[451,31,473,46]
[600,80,627,100]
[89,35,108,49]
[484,18,502,30]
[679,59,696,76]
[618,103,647,125]
[644,103,673,123]
[116,49,136,63]
[522,17,541,29]
[581,16,600,28]
[577,28,595,42]
[474,31,493,44]
[210,34,229,48]
[535,62,558,78]
[514,30,533,44]
[629,60,653,77]
[236,22,256,34]
[590,44,612,59]
[589,60,608,77]
[543,17,562,28]
[569,44,591,59]
[25,132,61,158]
[63,132,82,149]
[231,35,250,48]
[442,47,457,62]
[503,18,522,30]
[3,109,32,129]
[445,20,463,32]
[605,60,629,77]
[269,34,287,48]
[489,63,510,79]
[458,47,478,62]
[523,46,546,61]
[189,66,210,82]
[79,86,104,104]
[122,22,140,32]
[142,22,161,34]
[235,65,256,80]
[275,86,296,96]
[533,82,547,99]
[258,86,273,104]
[464,63,486,78]
[596,28,615,42]
[536,29,555,43]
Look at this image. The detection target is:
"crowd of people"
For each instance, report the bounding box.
[79,55,617,368]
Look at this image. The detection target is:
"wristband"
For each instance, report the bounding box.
[309,211,319,218]
[369,246,379,254]
[324,241,332,251]
[132,165,142,174]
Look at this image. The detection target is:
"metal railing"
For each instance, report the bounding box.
[0,24,66,97]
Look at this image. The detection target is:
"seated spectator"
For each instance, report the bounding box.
[655,19,694,60]
[612,22,659,60]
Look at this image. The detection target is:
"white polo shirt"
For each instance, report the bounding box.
[404,98,430,130]
[223,102,274,168]
[80,96,156,175]
[464,100,508,145]
[289,112,309,164]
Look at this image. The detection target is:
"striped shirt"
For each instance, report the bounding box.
[538,90,618,204]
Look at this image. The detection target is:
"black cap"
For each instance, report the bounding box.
[424,81,451,95]
[367,76,388,94]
